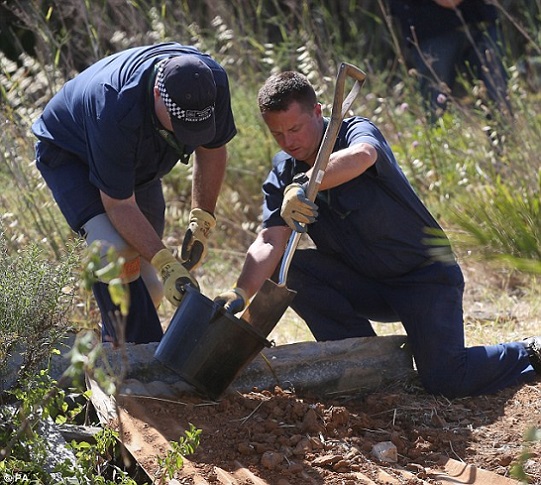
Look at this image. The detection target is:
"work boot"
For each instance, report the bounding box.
[525,337,541,374]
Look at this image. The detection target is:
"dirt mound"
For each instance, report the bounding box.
[117,377,541,484]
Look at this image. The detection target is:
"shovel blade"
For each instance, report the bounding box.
[240,279,296,337]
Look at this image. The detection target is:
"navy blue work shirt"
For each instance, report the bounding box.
[262,117,449,279]
[32,43,237,200]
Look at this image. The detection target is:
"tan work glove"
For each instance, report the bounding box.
[280,182,318,233]
[151,248,199,306]
[181,208,216,270]
[214,287,248,314]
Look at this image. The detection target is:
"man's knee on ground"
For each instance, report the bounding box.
[417,364,465,399]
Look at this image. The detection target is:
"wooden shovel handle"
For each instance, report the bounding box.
[278,63,366,286]
[305,62,366,202]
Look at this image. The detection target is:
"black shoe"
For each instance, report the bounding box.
[525,337,541,374]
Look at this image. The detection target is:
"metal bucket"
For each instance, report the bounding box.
[154,285,272,400]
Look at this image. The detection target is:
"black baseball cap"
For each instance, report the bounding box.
[156,55,217,146]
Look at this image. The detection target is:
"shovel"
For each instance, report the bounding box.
[241,62,367,336]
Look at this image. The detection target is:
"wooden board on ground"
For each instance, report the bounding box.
[427,456,519,484]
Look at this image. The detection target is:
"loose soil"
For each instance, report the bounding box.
[118,379,541,484]
[113,262,541,484]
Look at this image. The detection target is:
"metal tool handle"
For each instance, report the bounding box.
[278,62,367,286]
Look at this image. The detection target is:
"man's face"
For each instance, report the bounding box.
[262,101,323,166]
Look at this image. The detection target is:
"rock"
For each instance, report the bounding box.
[301,407,324,434]
[329,406,350,428]
[312,454,343,466]
[237,442,254,455]
[293,437,312,457]
[333,459,352,471]
[261,450,284,469]
[372,440,398,463]
[36,416,89,483]
[286,462,304,474]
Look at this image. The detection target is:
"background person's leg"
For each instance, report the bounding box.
[412,29,466,120]
[92,280,163,344]
[35,143,162,344]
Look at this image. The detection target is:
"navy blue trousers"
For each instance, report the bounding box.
[93,280,163,344]
[412,23,511,120]
[287,249,536,398]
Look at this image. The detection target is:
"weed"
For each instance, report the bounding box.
[156,423,202,482]
[69,428,142,484]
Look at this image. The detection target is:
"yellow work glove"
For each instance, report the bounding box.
[151,248,199,307]
[181,208,216,270]
[213,287,248,314]
[280,182,318,233]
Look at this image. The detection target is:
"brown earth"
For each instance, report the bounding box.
[116,376,541,484]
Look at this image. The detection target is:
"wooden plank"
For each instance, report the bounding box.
[89,335,414,401]
[87,377,211,484]
[87,377,160,483]
[426,456,520,485]
[375,468,407,483]
[214,466,238,484]
[230,335,413,398]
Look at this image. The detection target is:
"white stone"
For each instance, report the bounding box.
[372,441,398,463]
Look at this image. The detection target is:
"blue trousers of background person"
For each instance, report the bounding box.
[35,141,164,344]
[412,23,511,121]
[93,280,163,344]
[287,249,537,398]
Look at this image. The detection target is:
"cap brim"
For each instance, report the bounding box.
[171,116,216,148]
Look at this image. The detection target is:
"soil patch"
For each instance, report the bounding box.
[117,378,541,484]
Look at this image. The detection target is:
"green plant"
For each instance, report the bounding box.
[446,173,541,274]
[0,369,87,484]
[510,426,541,483]
[0,229,79,386]
[156,423,202,482]
[69,428,143,485]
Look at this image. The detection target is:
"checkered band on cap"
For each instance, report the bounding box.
[156,59,214,123]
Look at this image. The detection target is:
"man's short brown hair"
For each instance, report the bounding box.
[258,71,317,113]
